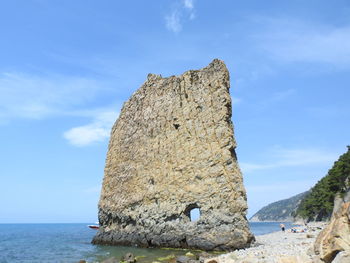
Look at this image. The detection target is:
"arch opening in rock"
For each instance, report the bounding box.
[190,208,201,221]
[185,204,201,222]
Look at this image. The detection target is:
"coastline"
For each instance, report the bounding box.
[205,222,327,263]
[248,220,296,223]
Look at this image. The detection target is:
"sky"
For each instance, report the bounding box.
[0,0,349,223]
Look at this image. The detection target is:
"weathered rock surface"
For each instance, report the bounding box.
[331,190,350,218]
[92,59,254,250]
[331,251,350,263]
[121,253,136,263]
[314,202,350,263]
[176,256,192,263]
[277,254,314,263]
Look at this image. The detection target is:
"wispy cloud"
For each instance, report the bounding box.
[165,0,196,33]
[0,71,121,146]
[82,185,101,194]
[0,71,106,121]
[258,88,295,108]
[232,97,242,105]
[63,109,119,147]
[306,106,349,118]
[241,147,338,173]
[254,17,350,67]
[246,180,315,194]
[183,0,194,9]
[166,10,182,33]
[183,0,195,20]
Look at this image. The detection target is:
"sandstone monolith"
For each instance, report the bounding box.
[92,59,254,250]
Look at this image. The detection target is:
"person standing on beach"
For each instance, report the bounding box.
[280,224,285,232]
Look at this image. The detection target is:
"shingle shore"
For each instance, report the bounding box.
[205,222,326,263]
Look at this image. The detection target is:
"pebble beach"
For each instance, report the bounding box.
[206,222,327,263]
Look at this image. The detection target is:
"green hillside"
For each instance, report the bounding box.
[295,146,350,221]
[250,191,309,222]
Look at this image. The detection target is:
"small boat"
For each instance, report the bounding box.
[88,224,99,230]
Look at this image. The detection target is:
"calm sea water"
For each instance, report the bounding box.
[0,222,293,263]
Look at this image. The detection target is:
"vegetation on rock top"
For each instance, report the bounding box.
[296,146,350,221]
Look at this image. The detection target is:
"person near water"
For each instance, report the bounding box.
[280,223,285,232]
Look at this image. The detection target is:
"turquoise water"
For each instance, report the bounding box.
[0,222,293,263]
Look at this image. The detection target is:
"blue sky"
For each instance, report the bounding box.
[1,0,349,223]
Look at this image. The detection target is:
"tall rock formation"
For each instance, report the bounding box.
[92,59,254,250]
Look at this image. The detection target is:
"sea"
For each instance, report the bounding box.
[0,222,295,263]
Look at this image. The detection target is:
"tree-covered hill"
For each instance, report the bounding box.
[249,191,309,222]
[295,146,350,221]
[250,146,350,222]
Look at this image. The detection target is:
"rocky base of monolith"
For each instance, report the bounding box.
[92,207,254,250]
[92,59,254,251]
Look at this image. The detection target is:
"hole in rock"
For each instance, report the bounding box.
[173,123,180,129]
[229,146,237,160]
[185,204,201,221]
[190,208,201,221]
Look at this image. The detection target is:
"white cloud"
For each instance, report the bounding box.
[0,71,106,121]
[165,0,196,33]
[232,97,242,105]
[257,89,295,108]
[189,13,196,20]
[0,70,121,146]
[183,0,194,10]
[254,17,350,67]
[246,180,314,193]
[63,109,119,147]
[166,10,182,33]
[63,124,109,147]
[241,147,338,173]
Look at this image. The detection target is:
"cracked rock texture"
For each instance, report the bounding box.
[314,202,350,263]
[92,59,254,250]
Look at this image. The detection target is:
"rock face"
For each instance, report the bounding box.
[92,59,254,250]
[331,190,350,218]
[314,202,350,263]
